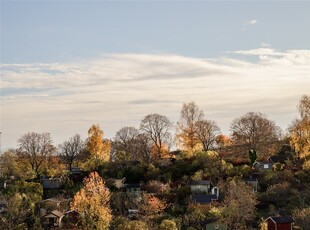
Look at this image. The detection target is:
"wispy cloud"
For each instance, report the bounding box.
[1,48,309,149]
[247,19,258,25]
[241,19,258,31]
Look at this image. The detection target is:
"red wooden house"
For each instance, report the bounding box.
[266,216,294,230]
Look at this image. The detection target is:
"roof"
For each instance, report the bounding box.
[245,177,258,182]
[268,155,287,163]
[267,216,294,224]
[124,183,141,188]
[191,194,218,204]
[190,180,211,185]
[255,161,273,165]
[45,210,64,218]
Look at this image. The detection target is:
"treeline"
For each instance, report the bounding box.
[3,95,309,176]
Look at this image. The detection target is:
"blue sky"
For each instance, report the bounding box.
[1,1,310,149]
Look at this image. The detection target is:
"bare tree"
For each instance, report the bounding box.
[17,132,55,177]
[196,119,220,151]
[230,112,281,158]
[140,114,172,160]
[176,102,204,153]
[135,133,153,163]
[113,127,140,160]
[58,134,85,171]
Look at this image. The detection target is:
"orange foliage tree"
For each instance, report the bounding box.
[139,193,168,216]
[71,172,112,229]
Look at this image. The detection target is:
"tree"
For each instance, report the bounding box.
[71,172,112,230]
[139,193,168,216]
[196,120,220,151]
[298,94,310,119]
[113,127,140,161]
[215,134,231,149]
[248,149,258,166]
[230,112,281,158]
[17,132,55,177]
[120,221,149,230]
[160,219,178,230]
[87,124,111,169]
[289,95,310,158]
[220,180,257,229]
[58,134,85,171]
[140,114,172,160]
[292,207,310,229]
[0,193,32,230]
[176,102,204,154]
[0,149,20,179]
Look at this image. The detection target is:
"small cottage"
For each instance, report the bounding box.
[245,177,258,192]
[253,161,274,171]
[266,216,294,230]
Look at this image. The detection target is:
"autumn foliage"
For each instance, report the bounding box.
[71,172,112,229]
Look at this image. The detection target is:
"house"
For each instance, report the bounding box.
[245,177,258,192]
[191,187,219,205]
[43,210,64,228]
[0,180,6,190]
[38,198,71,217]
[69,167,85,183]
[41,177,63,189]
[124,183,142,194]
[204,219,227,230]
[253,161,274,171]
[190,180,212,194]
[265,216,294,230]
[191,194,218,205]
[128,209,139,219]
[113,177,126,189]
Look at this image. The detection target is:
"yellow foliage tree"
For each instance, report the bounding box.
[71,172,112,230]
[87,124,111,169]
[289,95,310,158]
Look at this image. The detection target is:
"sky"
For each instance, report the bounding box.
[1,1,310,150]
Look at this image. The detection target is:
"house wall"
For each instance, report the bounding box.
[267,219,276,230]
[277,223,292,230]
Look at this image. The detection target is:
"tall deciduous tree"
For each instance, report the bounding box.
[87,124,111,168]
[230,112,281,158]
[140,114,172,160]
[17,132,55,177]
[113,127,140,161]
[58,134,85,171]
[71,172,112,230]
[176,102,204,154]
[196,120,220,151]
[289,95,310,158]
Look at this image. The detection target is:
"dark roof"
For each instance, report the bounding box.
[191,194,217,204]
[268,155,288,163]
[267,216,294,224]
[190,180,211,185]
[245,177,258,182]
[124,183,141,188]
[255,161,273,165]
